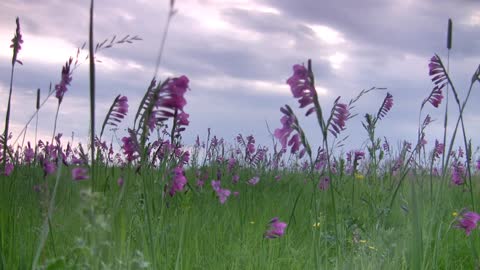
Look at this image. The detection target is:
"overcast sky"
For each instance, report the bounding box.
[0,0,479,154]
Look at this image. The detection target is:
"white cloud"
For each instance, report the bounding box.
[308,24,346,45]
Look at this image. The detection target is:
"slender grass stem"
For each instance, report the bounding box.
[89,0,96,190]
[51,105,60,145]
[3,68,15,170]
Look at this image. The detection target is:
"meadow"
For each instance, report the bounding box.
[1,2,480,270]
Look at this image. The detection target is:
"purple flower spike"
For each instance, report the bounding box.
[455,211,480,236]
[329,101,350,138]
[318,176,330,190]
[43,160,56,175]
[433,139,444,160]
[451,161,465,186]
[55,58,73,104]
[169,167,187,196]
[72,167,89,181]
[121,134,139,162]
[24,142,34,164]
[426,55,448,108]
[264,217,287,239]
[217,188,231,204]
[4,163,14,176]
[232,174,240,184]
[287,134,301,154]
[177,112,190,126]
[157,76,189,112]
[211,180,221,191]
[427,87,444,108]
[113,96,129,118]
[274,114,295,149]
[286,64,316,113]
[248,176,260,186]
[377,93,393,120]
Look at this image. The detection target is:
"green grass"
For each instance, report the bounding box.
[1,165,479,269]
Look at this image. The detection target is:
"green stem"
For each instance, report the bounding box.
[89,0,96,190]
[2,67,15,170]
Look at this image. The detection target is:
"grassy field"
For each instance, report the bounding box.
[1,164,479,269]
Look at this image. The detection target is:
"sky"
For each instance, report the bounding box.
[0,0,479,154]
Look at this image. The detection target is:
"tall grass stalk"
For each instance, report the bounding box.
[153,0,176,79]
[2,18,22,170]
[34,88,40,162]
[31,157,63,269]
[410,177,423,270]
[50,105,60,144]
[440,18,452,175]
[437,57,476,211]
[89,0,96,190]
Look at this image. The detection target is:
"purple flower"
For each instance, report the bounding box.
[117,177,124,187]
[211,180,221,191]
[156,76,189,112]
[286,64,316,114]
[216,188,231,204]
[210,180,232,204]
[43,160,56,175]
[4,163,14,176]
[232,174,240,184]
[451,161,465,185]
[433,139,444,160]
[24,142,34,164]
[476,159,480,171]
[72,167,89,181]
[377,93,393,120]
[55,58,73,103]
[354,151,365,163]
[455,211,480,236]
[288,134,301,154]
[329,101,350,138]
[248,176,260,186]
[275,175,281,181]
[121,135,138,162]
[273,106,304,155]
[116,96,129,113]
[177,112,190,126]
[264,217,287,239]
[383,138,390,153]
[318,176,330,191]
[109,95,129,125]
[274,114,295,149]
[427,87,444,108]
[169,167,187,196]
[233,191,240,197]
[429,55,447,84]
[426,55,447,108]
[246,135,256,154]
[228,158,236,172]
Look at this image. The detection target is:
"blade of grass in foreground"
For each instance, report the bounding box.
[31,158,63,269]
[89,0,96,190]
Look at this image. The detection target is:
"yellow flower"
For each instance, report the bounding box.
[368,246,377,251]
[354,173,364,180]
[312,222,321,228]
[359,239,367,244]
[452,212,458,217]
